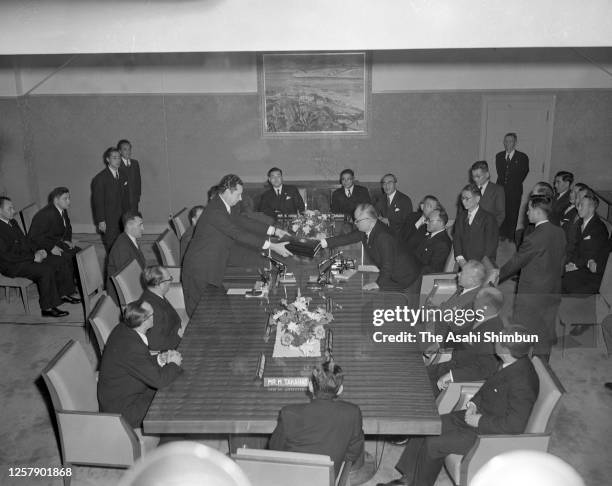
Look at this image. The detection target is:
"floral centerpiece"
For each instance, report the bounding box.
[271,292,333,357]
[289,210,334,239]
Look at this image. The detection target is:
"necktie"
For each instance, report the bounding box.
[479,186,484,197]
[276,189,281,197]
[346,189,352,198]
[388,195,392,206]
[506,154,510,163]
[62,211,67,227]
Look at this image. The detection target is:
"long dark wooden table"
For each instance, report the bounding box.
[144,260,441,437]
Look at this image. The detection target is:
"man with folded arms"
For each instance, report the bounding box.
[269,360,364,479]
[378,325,539,486]
[98,301,183,429]
[258,167,305,219]
[319,203,420,292]
[330,168,371,218]
[0,196,70,317]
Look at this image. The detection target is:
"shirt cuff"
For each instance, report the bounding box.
[157,354,166,367]
[456,255,464,261]
[262,240,271,250]
[267,226,276,236]
[320,239,328,249]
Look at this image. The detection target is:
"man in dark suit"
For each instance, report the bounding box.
[414,207,452,275]
[140,265,182,351]
[374,173,413,239]
[106,212,147,305]
[561,183,589,259]
[496,132,529,241]
[269,360,364,478]
[257,167,305,219]
[378,326,539,486]
[562,193,610,295]
[401,195,441,251]
[552,170,573,223]
[320,203,420,292]
[497,196,566,359]
[180,205,205,261]
[118,139,142,212]
[182,174,292,316]
[97,301,183,428]
[91,147,131,251]
[0,196,70,317]
[330,168,371,218]
[471,160,505,227]
[454,184,499,266]
[28,187,81,304]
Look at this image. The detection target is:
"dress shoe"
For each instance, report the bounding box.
[376,478,412,486]
[391,436,410,446]
[41,307,69,318]
[61,295,82,304]
[604,383,612,391]
[569,324,590,336]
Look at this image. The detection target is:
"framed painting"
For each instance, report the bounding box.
[259,52,370,137]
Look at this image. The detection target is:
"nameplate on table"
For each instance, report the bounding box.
[263,376,309,388]
[357,264,379,273]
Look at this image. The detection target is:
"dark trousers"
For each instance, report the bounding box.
[513,293,560,355]
[102,227,121,252]
[45,253,77,297]
[500,189,522,240]
[396,412,477,486]
[562,268,602,295]
[5,261,61,310]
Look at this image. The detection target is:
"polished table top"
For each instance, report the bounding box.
[144,262,441,436]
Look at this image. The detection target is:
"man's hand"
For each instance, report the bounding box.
[486,268,500,286]
[379,217,390,226]
[34,250,47,263]
[98,221,106,233]
[464,405,482,427]
[274,228,290,239]
[269,241,293,258]
[587,259,597,273]
[319,238,328,249]
[437,372,452,391]
[63,240,75,249]
[456,256,467,267]
[362,282,379,291]
[565,262,578,272]
[166,350,183,367]
[51,245,63,256]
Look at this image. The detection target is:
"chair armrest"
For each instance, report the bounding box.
[57,411,141,467]
[166,266,181,281]
[436,381,484,414]
[460,434,551,486]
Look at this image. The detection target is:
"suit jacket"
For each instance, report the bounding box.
[552,190,571,223]
[97,322,181,428]
[91,167,130,231]
[499,221,566,294]
[120,159,141,212]
[106,233,146,300]
[414,230,452,275]
[141,289,182,351]
[453,207,499,263]
[28,204,73,252]
[561,206,579,258]
[269,398,364,477]
[326,221,420,290]
[374,190,413,237]
[400,211,427,250]
[330,185,371,216]
[479,181,505,227]
[471,357,539,435]
[179,225,195,261]
[258,185,305,219]
[568,214,610,275]
[0,218,38,274]
[495,150,529,193]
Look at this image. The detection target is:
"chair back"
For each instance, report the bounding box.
[42,340,98,413]
[443,244,456,272]
[233,449,334,486]
[155,229,181,267]
[419,272,457,307]
[298,187,308,209]
[446,219,455,238]
[111,259,144,307]
[524,357,565,434]
[89,294,121,355]
[76,245,105,318]
[171,207,190,239]
[598,253,612,307]
[20,202,39,234]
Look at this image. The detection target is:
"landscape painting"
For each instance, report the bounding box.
[261,52,368,135]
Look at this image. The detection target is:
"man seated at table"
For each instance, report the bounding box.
[258,167,305,219]
[180,205,205,260]
[428,287,504,396]
[0,196,70,317]
[97,301,183,428]
[414,207,452,275]
[378,325,539,486]
[140,265,183,351]
[320,203,421,292]
[28,186,82,304]
[269,359,364,478]
[430,260,487,312]
[331,168,371,218]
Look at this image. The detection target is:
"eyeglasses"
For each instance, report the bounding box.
[461,195,475,201]
[425,218,442,224]
[160,276,174,283]
[354,217,373,224]
[144,312,155,321]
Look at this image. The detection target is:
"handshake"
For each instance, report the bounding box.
[158,349,183,367]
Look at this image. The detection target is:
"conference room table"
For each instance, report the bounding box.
[144,256,441,438]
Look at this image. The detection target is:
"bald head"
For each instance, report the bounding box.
[458,260,486,289]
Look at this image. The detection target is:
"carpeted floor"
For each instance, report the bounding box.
[1,236,611,486]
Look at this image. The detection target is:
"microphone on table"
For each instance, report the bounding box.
[318,251,343,272]
[261,252,287,272]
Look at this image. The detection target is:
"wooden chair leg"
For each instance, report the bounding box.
[20,285,30,315]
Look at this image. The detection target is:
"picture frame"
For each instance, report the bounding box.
[259,52,370,137]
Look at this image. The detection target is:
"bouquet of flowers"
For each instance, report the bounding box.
[271,292,333,350]
[289,210,334,239]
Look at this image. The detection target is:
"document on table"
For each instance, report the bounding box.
[358,264,379,273]
[226,288,250,295]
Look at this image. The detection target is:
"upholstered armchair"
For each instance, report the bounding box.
[111,259,144,307]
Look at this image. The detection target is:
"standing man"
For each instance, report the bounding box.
[92,147,130,251]
[117,139,142,212]
[330,168,371,217]
[496,133,529,242]
[258,167,305,219]
[497,196,566,361]
[375,173,413,239]
[470,161,505,227]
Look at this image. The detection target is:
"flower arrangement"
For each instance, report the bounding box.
[290,210,334,239]
[271,292,333,350]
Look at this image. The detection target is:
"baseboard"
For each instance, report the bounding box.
[72,223,170,234]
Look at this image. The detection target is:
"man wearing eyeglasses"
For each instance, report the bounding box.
[319,203,420,292]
